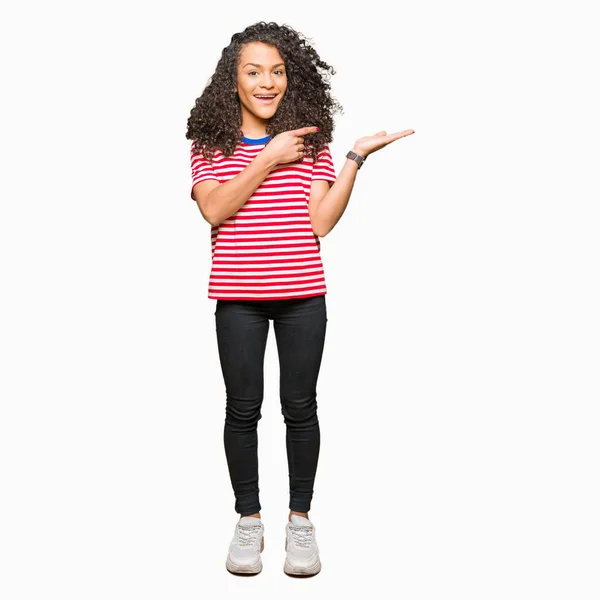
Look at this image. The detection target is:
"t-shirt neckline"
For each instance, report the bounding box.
[242,134,271,145]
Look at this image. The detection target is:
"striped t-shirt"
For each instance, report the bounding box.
[190,135,337,300]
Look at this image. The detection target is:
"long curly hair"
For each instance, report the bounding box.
[186,21,343,164]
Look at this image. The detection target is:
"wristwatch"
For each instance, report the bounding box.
[346,150,367,169]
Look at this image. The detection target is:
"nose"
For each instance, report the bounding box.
[259,74,275,89]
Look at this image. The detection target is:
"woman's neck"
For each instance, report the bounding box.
[243,131,268,138]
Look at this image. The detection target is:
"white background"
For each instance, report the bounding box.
[1,1,599,598]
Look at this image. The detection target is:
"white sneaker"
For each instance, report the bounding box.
[226,516,265,575]
[284,514,321,576]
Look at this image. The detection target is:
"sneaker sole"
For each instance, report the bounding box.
[283,557,321,577]
[226,537,264,575]
[283,539,321,576]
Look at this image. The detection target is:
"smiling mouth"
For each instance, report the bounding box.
[254,94,278,103]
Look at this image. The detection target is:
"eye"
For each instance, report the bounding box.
[247,70,285,76]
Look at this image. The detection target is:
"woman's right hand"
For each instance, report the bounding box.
[263,126,320,165]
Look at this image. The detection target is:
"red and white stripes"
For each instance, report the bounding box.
[190,139,337,300]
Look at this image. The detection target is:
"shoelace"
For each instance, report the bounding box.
[289,524,313,548]
[237,523,262,547]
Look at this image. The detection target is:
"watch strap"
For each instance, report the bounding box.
[346,150,366,169]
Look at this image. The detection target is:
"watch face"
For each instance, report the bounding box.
[346,150,365,168]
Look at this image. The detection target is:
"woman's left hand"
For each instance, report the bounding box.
[353,129,415,158]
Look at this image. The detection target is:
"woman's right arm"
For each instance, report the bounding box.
[193,151,279,226]
[192,127,319,226]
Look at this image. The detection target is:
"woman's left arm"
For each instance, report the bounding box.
[310,129,415,238]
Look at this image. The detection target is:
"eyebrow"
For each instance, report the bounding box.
[243,62,285,68]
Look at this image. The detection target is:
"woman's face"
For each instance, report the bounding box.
[236,42,287,131]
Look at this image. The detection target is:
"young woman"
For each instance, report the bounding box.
[186,21,414,577]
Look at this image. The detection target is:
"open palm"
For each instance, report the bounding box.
[354,129,415,158]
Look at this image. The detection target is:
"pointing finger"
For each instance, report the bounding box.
[292,126,319,136]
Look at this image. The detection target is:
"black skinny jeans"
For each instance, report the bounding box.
[214,294,328,515]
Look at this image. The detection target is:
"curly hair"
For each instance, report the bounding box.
[186,21,343,164]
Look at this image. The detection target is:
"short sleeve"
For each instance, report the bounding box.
[190,142,219,200]
[312,145,337,185]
